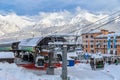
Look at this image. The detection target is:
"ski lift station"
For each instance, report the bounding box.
[0,34,82,69]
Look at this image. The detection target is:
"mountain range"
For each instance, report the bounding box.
[0,10,120,42]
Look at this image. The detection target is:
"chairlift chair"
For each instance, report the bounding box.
[35,56,45,68]
[90,55,104,70]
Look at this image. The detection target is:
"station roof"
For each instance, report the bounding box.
[82,29,101,34]
[49,33,80,37]
[96,33,120,38]
[19,37,43,47]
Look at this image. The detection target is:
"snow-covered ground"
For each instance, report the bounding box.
[0,62,120,80]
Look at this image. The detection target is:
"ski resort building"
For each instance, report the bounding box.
[82,29,120,55]
[95,33,120,55]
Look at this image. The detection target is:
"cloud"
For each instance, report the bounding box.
[0,0,120,15]
[76,0,120,12]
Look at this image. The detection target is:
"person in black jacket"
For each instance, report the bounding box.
[90,58,95,70]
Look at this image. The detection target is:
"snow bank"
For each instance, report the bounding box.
[103,64,120,80]
[1,62,120,80]
[68,63,114,80]
[0,63,41,80]
[0,63,79,80]
[67,52,77,60]
[91,54,103,58]
[102,54,112,57]
[0,52,14,58]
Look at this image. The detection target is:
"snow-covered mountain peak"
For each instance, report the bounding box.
[2,13,35,29]
[37,11,71,27]
[71,11,108,24]
[0,13,35,36]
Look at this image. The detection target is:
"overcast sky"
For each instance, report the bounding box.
[0,0,120,15]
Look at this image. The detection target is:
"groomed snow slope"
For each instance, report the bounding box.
[1,62,120,80]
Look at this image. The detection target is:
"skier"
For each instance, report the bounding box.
[90,58,95,70]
